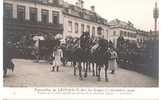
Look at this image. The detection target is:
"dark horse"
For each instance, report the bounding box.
[73,33,110,81]
[90,37,110,81]
[73,32,92,80]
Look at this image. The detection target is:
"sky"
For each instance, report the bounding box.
[64,0,159,31]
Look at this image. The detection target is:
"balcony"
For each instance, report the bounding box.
[3,18,63,33]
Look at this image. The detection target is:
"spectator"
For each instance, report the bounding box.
[51,46,63,72]
[109,48,118,74]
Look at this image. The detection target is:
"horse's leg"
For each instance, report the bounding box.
[92,63,95,76]
[3,67,7,77]
[105,64,109,82]
[71,62,73,66]
[97,65,101,81]
[36,54,39,63]
[88,62,91,72]
[63,58,66,66]
[73,61,76,76]
[84,62,88,78]
[78,62,83,80]
[96,64,98,76]
[83,62,85,71]
[10,61,14,72]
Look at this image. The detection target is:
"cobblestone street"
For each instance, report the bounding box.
[4,59,158,87]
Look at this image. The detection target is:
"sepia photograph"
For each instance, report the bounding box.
[3,0,159,87]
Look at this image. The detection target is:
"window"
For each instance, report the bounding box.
[75,23,78,33]
[41,9,49,23]
[126,32,128,37]
[127,32,130,37]
[124,31,127,36]
[131,33,134,38]
[106,30,109,39]
[113,31,116,36]
[81,24,84,33]
[133,34,136,38]
[52,0,59,4]
[68,21,72,32]
[92,26,95,36]
[97,27,102,35]
[52,11,59,24]
[86,25,90,33]
[120,31,124,36]
[38,0,48,3]
[113,39,115,46]
[129,33,132,37]
[4,3,13,18]
[17,5,25,21]
[137,38,140,42]
[103,29,105,34]
[30,7,37,22]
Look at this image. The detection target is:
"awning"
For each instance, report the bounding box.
[33,36,45,41]
[55,34,63,40]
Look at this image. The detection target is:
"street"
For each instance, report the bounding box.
[4,59,158,87]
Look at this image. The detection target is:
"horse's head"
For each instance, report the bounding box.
[98,38,108,48]
[80,32,90,40]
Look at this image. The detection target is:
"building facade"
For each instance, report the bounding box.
[4,0,64,44]
[62,0,109,40]
[108,19,137,48]
[4,0,156,49]
[148,30,159,40]
[4,0,110,44]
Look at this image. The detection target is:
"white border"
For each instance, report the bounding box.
[1,88,159,99]
[0,0,161,100]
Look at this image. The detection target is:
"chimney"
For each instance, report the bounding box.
[78,0,81,2]
[81,0,84,8]
[91,5,95,12]
[75,2,79,7]
[58,0,63,5]
[48,0,53,3]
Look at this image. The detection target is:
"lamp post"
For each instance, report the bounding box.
[153,2,159,33]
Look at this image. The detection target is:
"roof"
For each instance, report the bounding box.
[108,19,136,31]
[7,0,108,25]
[9,0,63,8]
[63,1,108,26]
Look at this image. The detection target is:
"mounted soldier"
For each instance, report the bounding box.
[80,31,90,50]
[89,27,110,81]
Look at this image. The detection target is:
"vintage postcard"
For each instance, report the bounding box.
[2,0,160,99]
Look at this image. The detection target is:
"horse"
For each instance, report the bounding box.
[72,34,111,81]
[90,38,110,81]
[72,32,92,80]
[88,37,99,76]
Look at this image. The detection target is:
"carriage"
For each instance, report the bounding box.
[32,39,61,63]
[61,37,80,65]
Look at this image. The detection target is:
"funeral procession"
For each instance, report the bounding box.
[3,0,159,87]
